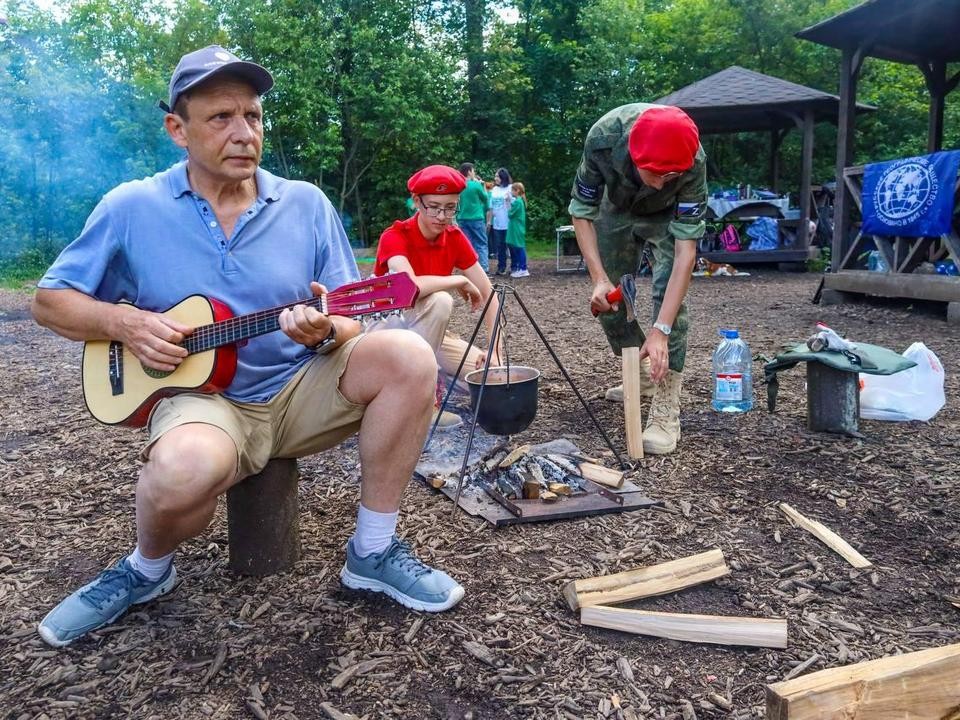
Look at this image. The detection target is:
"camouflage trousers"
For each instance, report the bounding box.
[594,201,689,372]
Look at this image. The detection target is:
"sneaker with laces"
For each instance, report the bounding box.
[340,536,465,612]
[37,556,177,647]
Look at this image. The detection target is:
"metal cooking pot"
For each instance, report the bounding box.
[465,365,540,435]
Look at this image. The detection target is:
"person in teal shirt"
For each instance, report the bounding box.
[405,195,416,218]
[507,182,528,277]
[456,163,491,271]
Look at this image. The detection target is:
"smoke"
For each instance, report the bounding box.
[0,10,178,271]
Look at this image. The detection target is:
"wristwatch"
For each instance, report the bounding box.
[312,323,338,354]
[652,321,672,336]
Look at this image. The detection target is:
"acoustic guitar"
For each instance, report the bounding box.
[82,274,418,427]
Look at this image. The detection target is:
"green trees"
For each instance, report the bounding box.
[0,0,951,267]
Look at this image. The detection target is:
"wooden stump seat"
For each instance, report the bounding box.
[226,458,301,576]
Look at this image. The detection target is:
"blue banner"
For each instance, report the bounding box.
[861,151,960,237]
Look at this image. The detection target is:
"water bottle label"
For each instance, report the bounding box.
[715,373,743,402]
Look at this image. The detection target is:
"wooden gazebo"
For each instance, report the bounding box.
[797,0,960,322]
[658,66,872,265]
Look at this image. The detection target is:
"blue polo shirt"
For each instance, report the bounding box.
[39,161,360,403]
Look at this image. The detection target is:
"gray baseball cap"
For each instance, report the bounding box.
[160,45,274,112]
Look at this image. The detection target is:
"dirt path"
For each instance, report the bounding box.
[1,265,958,719]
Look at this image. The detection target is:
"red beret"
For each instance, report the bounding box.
[407,165,466,195]
[628,106,700,175]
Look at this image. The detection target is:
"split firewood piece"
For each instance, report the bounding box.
[522,480,540,500]
[427,476,446,490]
[622,346,644,459]
[499,444,531,468]
[778,503,872,569]
[578,461,625,489]
[766,642,960,719]
[541,491,558,503]
[548,483,572,496]
[581,606,788,649]
[562,548,730,611]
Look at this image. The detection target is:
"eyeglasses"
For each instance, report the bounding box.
[418,200,459,218]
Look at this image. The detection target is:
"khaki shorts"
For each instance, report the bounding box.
[143,336,367,479]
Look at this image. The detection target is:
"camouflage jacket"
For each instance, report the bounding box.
[568,103,707,241]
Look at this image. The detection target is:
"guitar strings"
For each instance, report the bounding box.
[183,282,400,352]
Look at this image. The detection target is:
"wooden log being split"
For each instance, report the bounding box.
[578,461,625,489]
[581,606,788,649]
[562,548,730,611]
[622,346,644,459]
[778,503,872,569]
[766,642,960,720]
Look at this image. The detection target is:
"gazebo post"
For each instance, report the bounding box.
[922,60,946,152]
[769,129,786,193]
[799,110,815,250]
[832,46,864,272]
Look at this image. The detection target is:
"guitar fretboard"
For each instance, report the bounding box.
[182,295,329,354]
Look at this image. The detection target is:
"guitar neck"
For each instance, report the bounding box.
[182,295,329,355]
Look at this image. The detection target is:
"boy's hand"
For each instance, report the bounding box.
[456,277,483,311]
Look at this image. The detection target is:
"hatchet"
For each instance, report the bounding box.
[591,273,639,323]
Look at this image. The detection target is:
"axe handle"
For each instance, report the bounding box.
[591,284,623,317]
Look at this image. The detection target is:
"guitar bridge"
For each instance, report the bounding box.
[108,341,124,396]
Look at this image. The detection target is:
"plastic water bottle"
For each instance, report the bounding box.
[712,329,753,412]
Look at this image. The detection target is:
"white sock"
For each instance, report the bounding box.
[127,546,174,581]
[351,505,399,558]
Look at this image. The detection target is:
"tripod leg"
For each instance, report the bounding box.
[450,285,509,518]
[425,287,498,451]
[511,290,629,470]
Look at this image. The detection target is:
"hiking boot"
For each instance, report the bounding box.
[37,556,177,647]
[340,536,465,612]
[642,369,683,455]
[604,356,656,402]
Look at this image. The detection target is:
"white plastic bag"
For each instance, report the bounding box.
[859,342,946,421]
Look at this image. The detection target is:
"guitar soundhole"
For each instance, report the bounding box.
[142,363,174,380]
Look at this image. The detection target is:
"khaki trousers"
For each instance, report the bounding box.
[369,292,484,383]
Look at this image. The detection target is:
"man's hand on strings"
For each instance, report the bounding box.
[279,281,334,348]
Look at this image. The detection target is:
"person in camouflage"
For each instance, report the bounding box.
[569,104,706,455]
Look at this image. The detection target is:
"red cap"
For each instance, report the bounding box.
[628,106,700,175]
[407,165,466,195]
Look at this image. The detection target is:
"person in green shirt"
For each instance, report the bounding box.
[569,104,706,455]
[507,182,528,277]
[456,163,491,272]
[405,195,416,218]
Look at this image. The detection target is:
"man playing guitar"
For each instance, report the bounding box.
[31,46,464,647]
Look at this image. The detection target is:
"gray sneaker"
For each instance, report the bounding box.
[37,556,177,647]
[340,537,464,612]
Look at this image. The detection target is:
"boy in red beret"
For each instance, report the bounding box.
[570,105,707,455]
[374,165,502,429]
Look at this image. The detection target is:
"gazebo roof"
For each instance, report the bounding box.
[796,0,960,65]
[656,66,872,135]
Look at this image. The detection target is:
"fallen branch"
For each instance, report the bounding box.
[778,503,872,568]
[562,548,730,611]
[581,606,788,648]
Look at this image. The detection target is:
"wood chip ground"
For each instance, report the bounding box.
[1,266,958,718]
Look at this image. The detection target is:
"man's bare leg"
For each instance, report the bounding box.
[338,329,436,511]
[136,424,239,557]
[337,329,465,612]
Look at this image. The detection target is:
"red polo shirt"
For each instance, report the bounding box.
[375,215,479,277]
